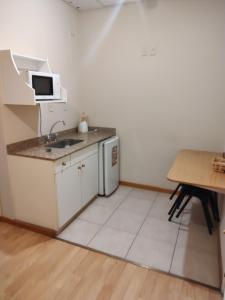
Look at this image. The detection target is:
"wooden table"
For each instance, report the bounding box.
[167,149,225,193]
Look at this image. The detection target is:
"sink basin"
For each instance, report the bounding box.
[47,139,83,148]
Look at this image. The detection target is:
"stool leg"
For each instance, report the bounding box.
[200,198,213,235]
[213,192,220,222]
[168,191,186,222]
[176,195,192,218]
[168,190,184,215]
[209,192,220,222]
[168,198,179,215]
[209,192,217,222]
[170,184,181,200]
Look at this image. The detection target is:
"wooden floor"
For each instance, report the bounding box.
[0,222,222,300]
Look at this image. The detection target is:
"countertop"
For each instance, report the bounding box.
[7,127,116,161]
[167,149,225,192]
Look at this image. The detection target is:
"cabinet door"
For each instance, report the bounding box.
[81,153,98,206]
[56,163,82,227]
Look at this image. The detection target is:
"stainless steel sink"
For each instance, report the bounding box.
[47,139,83,148]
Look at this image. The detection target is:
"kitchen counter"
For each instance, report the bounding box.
[7,127,116,161]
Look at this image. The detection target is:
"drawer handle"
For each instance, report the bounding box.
[62,162,67,166]
[82,164,85,168]
[78,166,82,170]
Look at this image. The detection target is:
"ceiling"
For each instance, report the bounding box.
[63,0,140,10]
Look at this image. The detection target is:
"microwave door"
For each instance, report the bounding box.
[33,75,54,100]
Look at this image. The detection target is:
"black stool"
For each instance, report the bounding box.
[168,184,219,235]
[169,183,181,200]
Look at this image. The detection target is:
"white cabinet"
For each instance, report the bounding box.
[55,144,98,227]
[8,143,99,231]
[81,153,98,206]
[56,161,82,227]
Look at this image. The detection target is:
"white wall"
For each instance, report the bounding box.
[1,0,225,218]
[78,0,225,188]
[0,0,80,217]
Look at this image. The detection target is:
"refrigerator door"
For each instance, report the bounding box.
[104,136,120,196]
[98,140,105,196]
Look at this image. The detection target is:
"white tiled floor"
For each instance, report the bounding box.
[127,234,175,272]
[78,203,115,225]
[58,185,220,288]
[170,228,219,287]
[106,208,145,234]
[58,219,100,246]
[89,226,135,257]
[139,217,179,245]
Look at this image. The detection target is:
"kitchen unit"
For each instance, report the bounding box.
[7,127,116,233]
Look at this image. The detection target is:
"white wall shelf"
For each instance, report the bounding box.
[13,53,49,72]
[0,49,67,106]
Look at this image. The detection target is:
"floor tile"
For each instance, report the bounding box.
[127,235,174,272]
[120,196,153,216]
[95,194,125,210]
[58,219,100,246]
[78,203,115,225]
[149,193,181,224]
[175,225,218,255]
[139,217,179,245]
[170,236,219,287]
[89,226,135,257]
[116,185,133,197]
[107,208,146,234]
[129,188,157,201]
[180,198,206,229]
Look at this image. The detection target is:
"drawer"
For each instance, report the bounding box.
[55,155,71,174]
[71,144,98,166]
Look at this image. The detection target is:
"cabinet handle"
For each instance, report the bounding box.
[62,162,66,166]
[78,166,82,170]
[82,164,85,168]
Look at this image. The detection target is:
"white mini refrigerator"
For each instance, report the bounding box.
[99,136,120,196]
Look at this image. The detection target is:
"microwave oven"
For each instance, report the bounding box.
[27,71,61,101]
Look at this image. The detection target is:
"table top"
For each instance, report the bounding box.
[167,149,225,192]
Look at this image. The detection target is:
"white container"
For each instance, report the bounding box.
[78,120,88,133]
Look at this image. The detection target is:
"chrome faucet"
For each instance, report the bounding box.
[46,120,66,143]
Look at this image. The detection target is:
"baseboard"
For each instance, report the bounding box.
[0,216,56,237]
[119,181,174,194]
[0,195,98,238]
